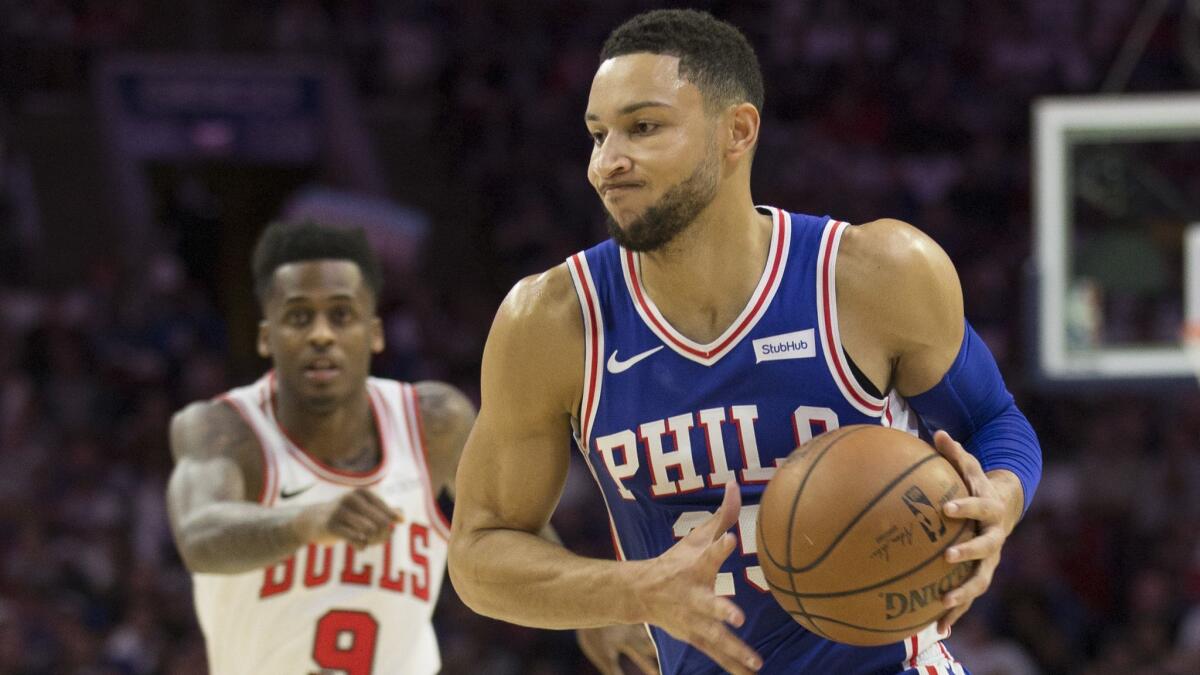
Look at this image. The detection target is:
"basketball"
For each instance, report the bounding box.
[756,425,976,646]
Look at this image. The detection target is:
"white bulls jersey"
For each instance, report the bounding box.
[192,373,450,675]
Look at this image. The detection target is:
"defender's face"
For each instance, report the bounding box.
[258,260,383,411]
[585,54,715,230]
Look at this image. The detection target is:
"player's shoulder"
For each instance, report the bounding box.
[503,262,580,320]
[483,263,584,414]
[839,218,952,277]
[494,263,584,345]
[837,218,963,343]
[413,381,476,431]
[169,397,260,465]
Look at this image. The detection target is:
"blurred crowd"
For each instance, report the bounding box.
[3,1,1200,674]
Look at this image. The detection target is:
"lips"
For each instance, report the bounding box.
[304,358,342,383]
[601,182,643,197]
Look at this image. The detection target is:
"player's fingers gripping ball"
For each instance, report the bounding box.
[756,425,977,646]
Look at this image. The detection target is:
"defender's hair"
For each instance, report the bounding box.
[251,221,383,304]
[600,9,764,113]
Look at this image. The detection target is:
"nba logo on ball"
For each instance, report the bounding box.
[756,425,976,646]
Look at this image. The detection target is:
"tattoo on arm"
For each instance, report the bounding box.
[415,381,477,498]
[167,401,306,574]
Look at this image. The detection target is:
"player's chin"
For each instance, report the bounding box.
[299,388,343,413]
[295,371,348,403]
[604,199,648,227]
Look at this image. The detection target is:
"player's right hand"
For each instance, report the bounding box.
[295,488,403,550]
[630,483,762,674]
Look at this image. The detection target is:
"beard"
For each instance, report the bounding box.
[605,147,720,252]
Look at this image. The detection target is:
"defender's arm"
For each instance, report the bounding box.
[166,400,398,574]
[414,380,477,500]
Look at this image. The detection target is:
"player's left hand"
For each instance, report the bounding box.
[576,623,660,674]
[932,430,1017,634]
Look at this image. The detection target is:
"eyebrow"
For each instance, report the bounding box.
[282,293,356,304]
[585,100,674,121]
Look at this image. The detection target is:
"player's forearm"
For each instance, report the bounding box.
[449,527,646,629]
[176,502,308,574]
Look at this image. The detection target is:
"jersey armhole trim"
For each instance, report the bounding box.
[402,383,453,541]
[567,253,604,453]
[215,394,278,506]
[264,372,389,487]
[816,219,888,417]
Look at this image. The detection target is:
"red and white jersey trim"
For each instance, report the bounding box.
[620,207,791,367]
[567,252,605,452]
[217,373,450,538]
[399,382,452,541]
[816,219,888,417]
[902,623,963,674]
[566,253,626,560]
[218,385,280,506]
[262,372,391,487]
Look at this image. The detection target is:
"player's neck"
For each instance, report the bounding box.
[274,385,376,466]
[637,189,772,344]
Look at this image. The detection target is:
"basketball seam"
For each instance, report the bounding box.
[777,426,872,642]
[787,453,943,574]
[763,426,870,571]
[782,608,943,635]
[764,524,974,598]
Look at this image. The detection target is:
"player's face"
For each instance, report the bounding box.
[257,260,383,412]
[585,53,721,252]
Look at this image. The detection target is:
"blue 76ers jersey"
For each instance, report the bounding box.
[565,208,968,675]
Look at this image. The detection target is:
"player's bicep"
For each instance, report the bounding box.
[165,402,258,530]
[454,269,583,538]
[166,453,248,532]
[414,380,478,500]
[455,407,572,536]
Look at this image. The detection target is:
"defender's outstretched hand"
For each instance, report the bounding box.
[932,430,1014,633]
[629,483,761,674]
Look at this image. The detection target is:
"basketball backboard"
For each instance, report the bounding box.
[1034,94,1200,383]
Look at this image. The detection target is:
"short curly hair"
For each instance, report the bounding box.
[600,9,764,113]
[251,221,383,306]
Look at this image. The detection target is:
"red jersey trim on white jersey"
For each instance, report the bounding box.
[620,207,791,367]
[263,372,392,487]
[217,392,280,506]
[398,382,452,541]
[816,220,888,417]
[902,623,962,674]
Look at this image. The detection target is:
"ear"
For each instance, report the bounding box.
[725,102,760,162]
[257,320,272,359]
[370,316,385,354]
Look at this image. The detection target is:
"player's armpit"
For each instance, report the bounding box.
[413,380,477,500]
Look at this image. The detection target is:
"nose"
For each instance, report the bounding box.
[592,135,632,180]
[308,314,335,349]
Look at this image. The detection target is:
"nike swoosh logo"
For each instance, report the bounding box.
[606,346,664,374]
[279,484,315,500]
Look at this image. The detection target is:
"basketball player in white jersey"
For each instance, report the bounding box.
[167,221,657,675]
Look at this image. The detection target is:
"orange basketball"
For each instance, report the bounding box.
[755,425,976,646]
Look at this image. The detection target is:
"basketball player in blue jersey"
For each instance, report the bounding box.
[449,8,1041,675]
